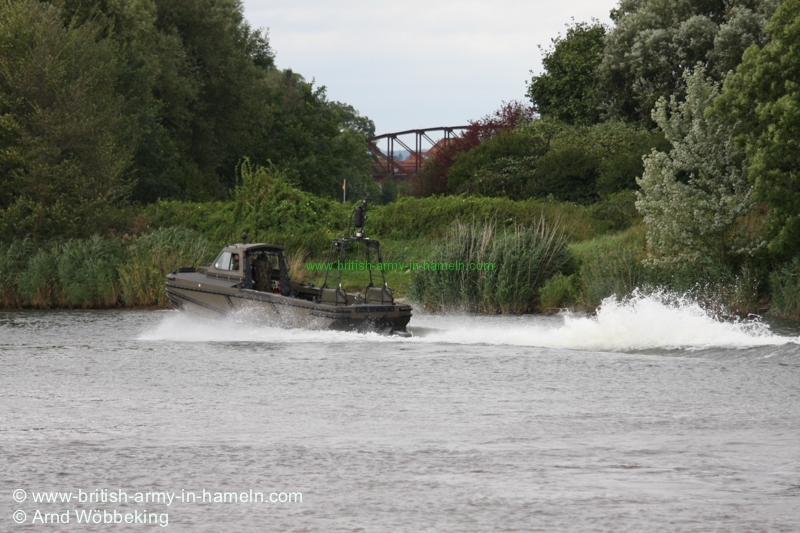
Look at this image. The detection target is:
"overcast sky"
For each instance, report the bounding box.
[241,0,619,137]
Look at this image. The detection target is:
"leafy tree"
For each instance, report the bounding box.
[0,0,134,240]
[149,0,276,199]
[530,146,599,203]
[587,121,670,196]
[455,118,665,201]
[714,0,800,259]
[599,0,777,124]
[447,129,543,194]
[527,21,606,125]
[253,70,376,199]
[12,0,373,208]
[636,67,759,268]
[412,102,534,196]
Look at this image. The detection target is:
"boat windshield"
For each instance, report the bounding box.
[214,252,239,271]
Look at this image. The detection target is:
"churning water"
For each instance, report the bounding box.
[2,294,799,532]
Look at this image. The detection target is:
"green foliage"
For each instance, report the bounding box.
[439,118,663,202]
[234,161,347,232]
[527,21,606,125]
[255,82,377,199]
[529,121,668,201]
[636,67,760,269]
[138,201,238,247]
[588,121,671,197]
[56,236,123,307]
[410,219,571,313]
[232,160,351,251]
[0,238,32,307]
[538,273,580,310]
[0,0,375,237]
[589,190,641,232]
[714,0,800,259]
[378,179,398,205]
[137,161,351,254]
[769,257,800,319]
[15,245,62,308]
[412,102,534,197]
[118,227,213,307]
[0,0,134,241]
[571,225,648,308]
[4,236,123,308]
[599,0,777,124]
[447,129,547,194]
[368,195,605,242]
[530,145,599,203]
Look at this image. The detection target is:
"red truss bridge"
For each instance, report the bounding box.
[367,126,469,182]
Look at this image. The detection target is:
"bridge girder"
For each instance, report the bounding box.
[367,126,469,182]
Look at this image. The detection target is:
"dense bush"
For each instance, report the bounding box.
[529,145,599,203]
[15,245,61,308]
[571,225,648,308]
[137,162,352,255]
[5,236,124,308]
[538,273,580,310]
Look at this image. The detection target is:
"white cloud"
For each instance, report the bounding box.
[242,0,618,134]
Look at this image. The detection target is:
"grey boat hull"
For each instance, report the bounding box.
[165,271,412,335]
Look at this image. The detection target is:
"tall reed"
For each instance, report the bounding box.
[118,227,212,307]
[410,218,571,313]
[769,258,800,319]
[57,235,123,307]
[16,245,62,308]
[0,238,32,307]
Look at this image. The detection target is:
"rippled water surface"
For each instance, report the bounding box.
[2,297,800,532]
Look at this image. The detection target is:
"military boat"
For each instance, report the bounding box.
[165,198,412,336]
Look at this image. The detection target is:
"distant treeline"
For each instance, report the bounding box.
[0,0,376,242]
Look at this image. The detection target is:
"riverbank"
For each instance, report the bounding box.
[2,187,799,318]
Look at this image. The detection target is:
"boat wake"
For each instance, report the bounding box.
[139,292,800,352]
[414,292,799,352]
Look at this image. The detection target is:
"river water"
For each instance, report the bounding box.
[2,293,799,532]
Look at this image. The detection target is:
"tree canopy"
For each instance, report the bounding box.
[636,67,757,268]
[527,22,606,125]
[0,0,134,239]
[715,0,800,259]
[0,0,375,240]
[598,0,777,124]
